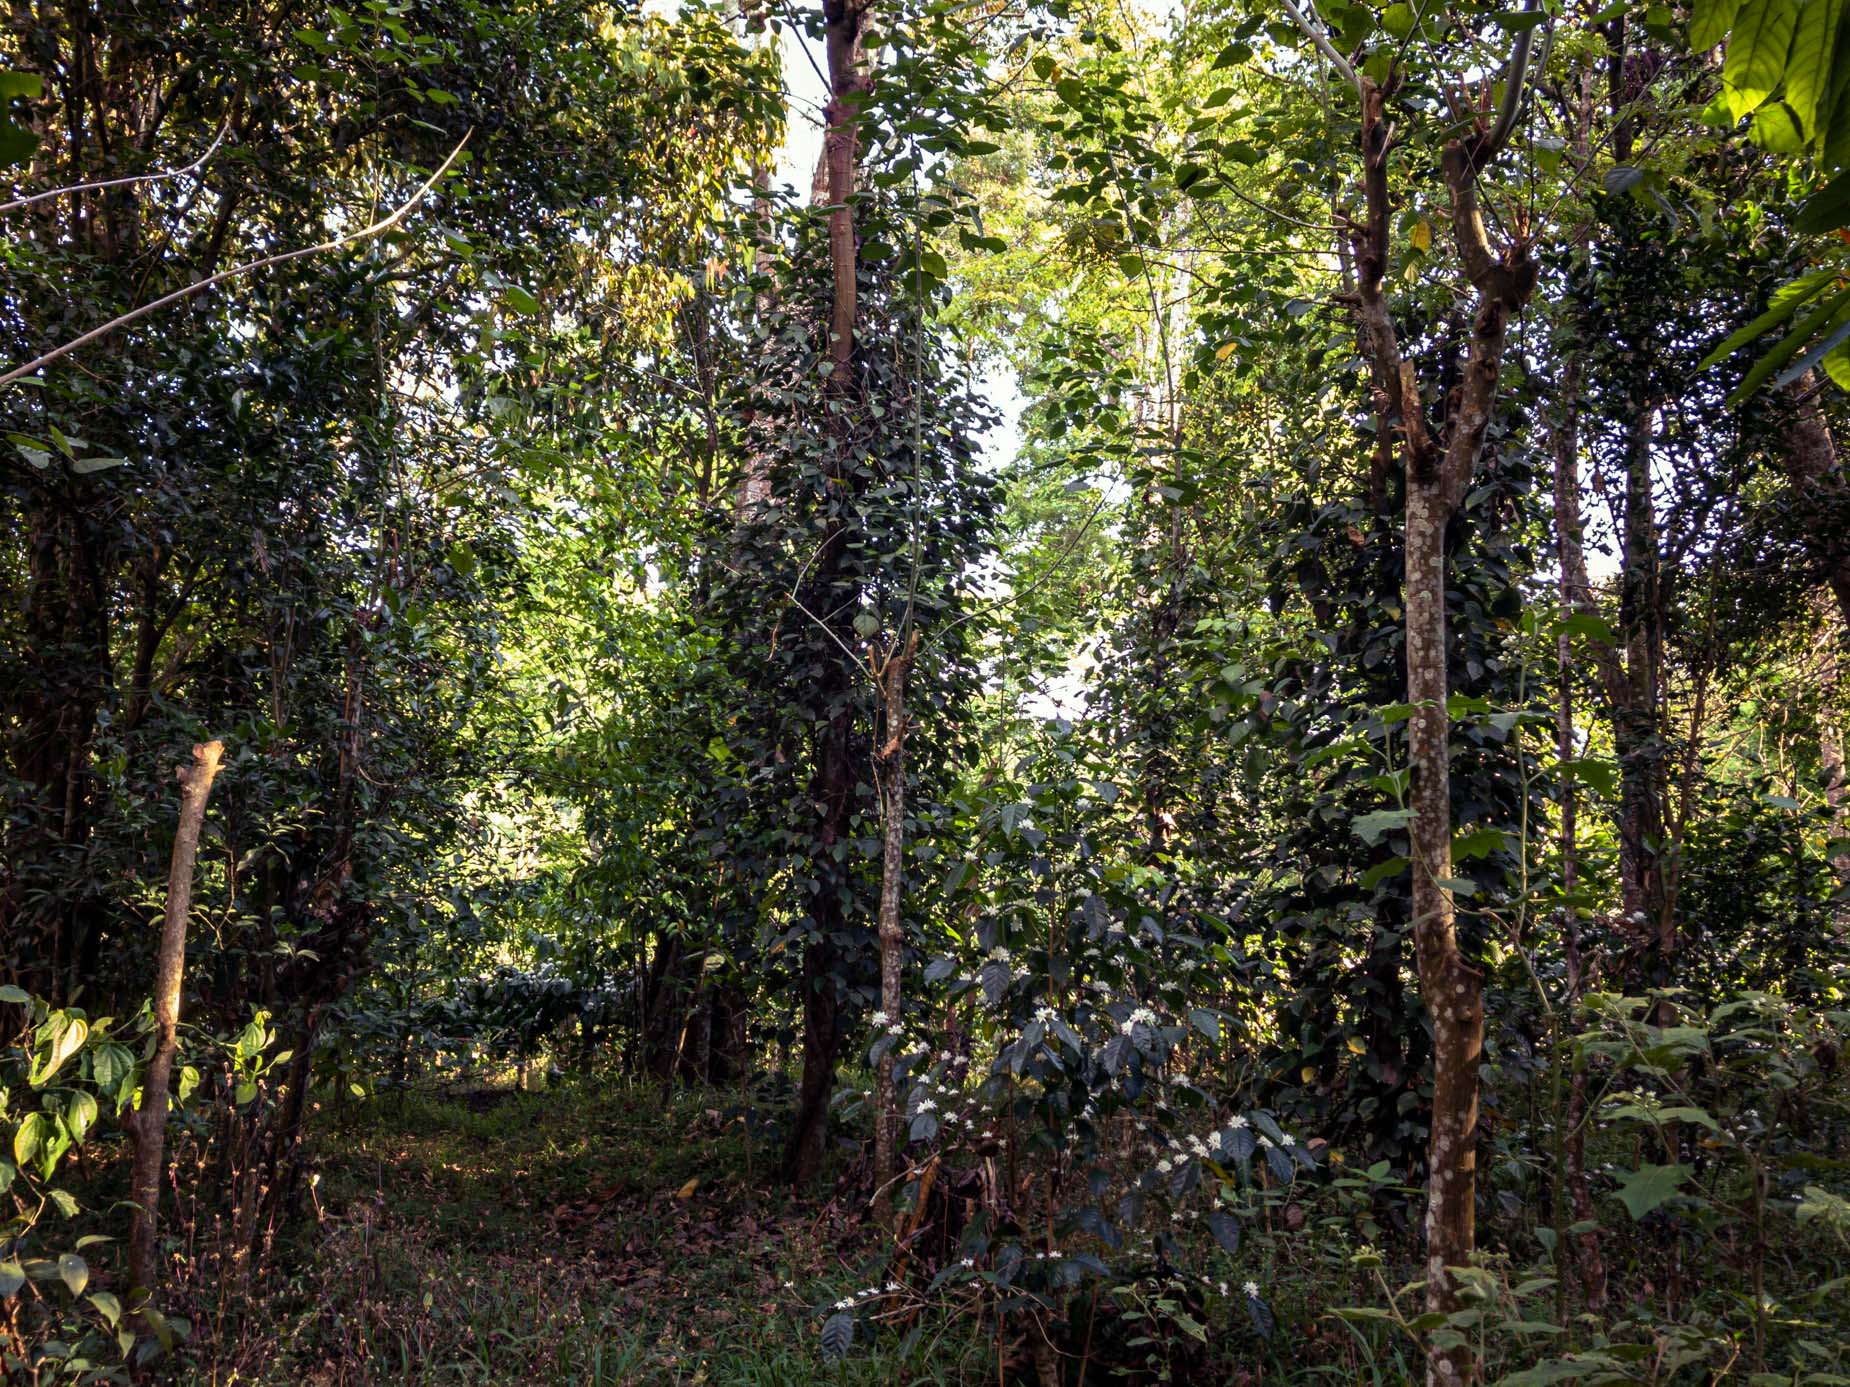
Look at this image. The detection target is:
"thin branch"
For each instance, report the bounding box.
[0,131,472,391]
[1278,0,1362,100]
[1481,0,1543,162]
[0,117,231,217]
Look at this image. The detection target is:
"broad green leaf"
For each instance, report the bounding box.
[502,285,542,315]
[1615,1162,1688,1220]
[1691,0,1743,47]
[1785,0,1845,137]
[0,1260,23,1298]
[0,985,29,1004]
[1729,282,1850,402]
[58,1253,87,1297]
[1723,0,1800,120]
[1750,99,1807,150]
[0,71,41,99]
[1361,855,1410,889]
[1797,167,1850,232]
[1773,312,1850,387]
[1351,808,1413,844]
[64,1091,97,1141]
[1699,271,1835,367]
[13,1111,45,1166]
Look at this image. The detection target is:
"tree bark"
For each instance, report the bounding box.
[1324,58,1536,1382]
[1545,362,1608,1308]
[871,635,913,1224]
[779,0,871,1188]
[126,739,225,1306]
[1779,376,1850,626]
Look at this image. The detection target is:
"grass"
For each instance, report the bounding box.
[182,1080,990,1386]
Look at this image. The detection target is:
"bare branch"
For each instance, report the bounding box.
[1278,0,1363,99]
[0,131,472,392]
[0,116,232,217]
[1482,0,1543,162]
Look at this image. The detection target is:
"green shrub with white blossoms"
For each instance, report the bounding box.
[847,732,1327,1365]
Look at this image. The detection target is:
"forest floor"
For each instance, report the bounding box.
[192,1081,988,1386]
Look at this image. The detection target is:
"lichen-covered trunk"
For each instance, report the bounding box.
[871,645,910,1223]
[780,0,869,1190]
[1615,407,1669,966]
[1405,480,1483,1387]
[127,740,225,1307]
[1547,368,1608,1308]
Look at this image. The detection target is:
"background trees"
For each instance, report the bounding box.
[3,0,1850,1382]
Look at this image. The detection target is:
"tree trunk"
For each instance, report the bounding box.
[1546,364,1607,1308]
[1779,375,1850,626]
[779,0,870,1189]
[126,739,225,1307]
[1311,53,1536,1378]
[871,636,913,1224]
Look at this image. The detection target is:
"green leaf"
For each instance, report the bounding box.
[1452,826,1508,862]
[1351,808,1413,845]
[1701,272,1835,367]
[1786,0,1845,137]
[1798,170,1850,237]
[1691,0,1743,47]
[0,71,41,100]
[64,1091,97,1141]
[820,1310,855,1359]
[58,1253,87,1297]
[0,985,29,1004]
[1723,0,1800,121]
[502,285,542,315]
[1381,1,1416,35]
[1750,99,1807,150]
[1615,1163,1688,1220]
[69,455,127,474]
[0,1260,24,1298]
[13,1111,46,1167]
[1361,855,1410,889]
[0,119,35,169]
[1730,283,1850,403]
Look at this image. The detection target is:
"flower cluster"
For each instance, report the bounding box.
[1121,1005,1159,1033]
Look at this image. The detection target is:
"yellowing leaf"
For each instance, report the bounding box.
[1214,341,1237,361]
[676,1177,700,1200]
[1409,217,1432,253]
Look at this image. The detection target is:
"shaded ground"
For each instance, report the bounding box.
[192,1082,986,1386]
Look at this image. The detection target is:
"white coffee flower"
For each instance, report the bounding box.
[1156,1157,1173,1173]
[1282,1133,1296,1147]
[916,1098,937,1113]
[989,945,1012,963]
[1243,1280,1260,1298]
[835,1297,855,1310]
[870,1010,891,1028]
[1228,1114,1249,1129]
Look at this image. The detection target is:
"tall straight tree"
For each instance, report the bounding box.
[1282,5,1540,1381]
[780,0,874,1185]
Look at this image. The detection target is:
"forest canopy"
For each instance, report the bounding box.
[3,0,1850,1382]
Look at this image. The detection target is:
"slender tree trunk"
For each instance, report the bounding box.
[1780,375,1850,626]
[126,739,225,1306]
[780,0,871,1188]
[1321,59,1536,1380]
[871,637,913,1223]
[1546,365,1607,1308]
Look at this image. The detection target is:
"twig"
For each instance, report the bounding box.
[0,131,471,391]
[0,116,231,217]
